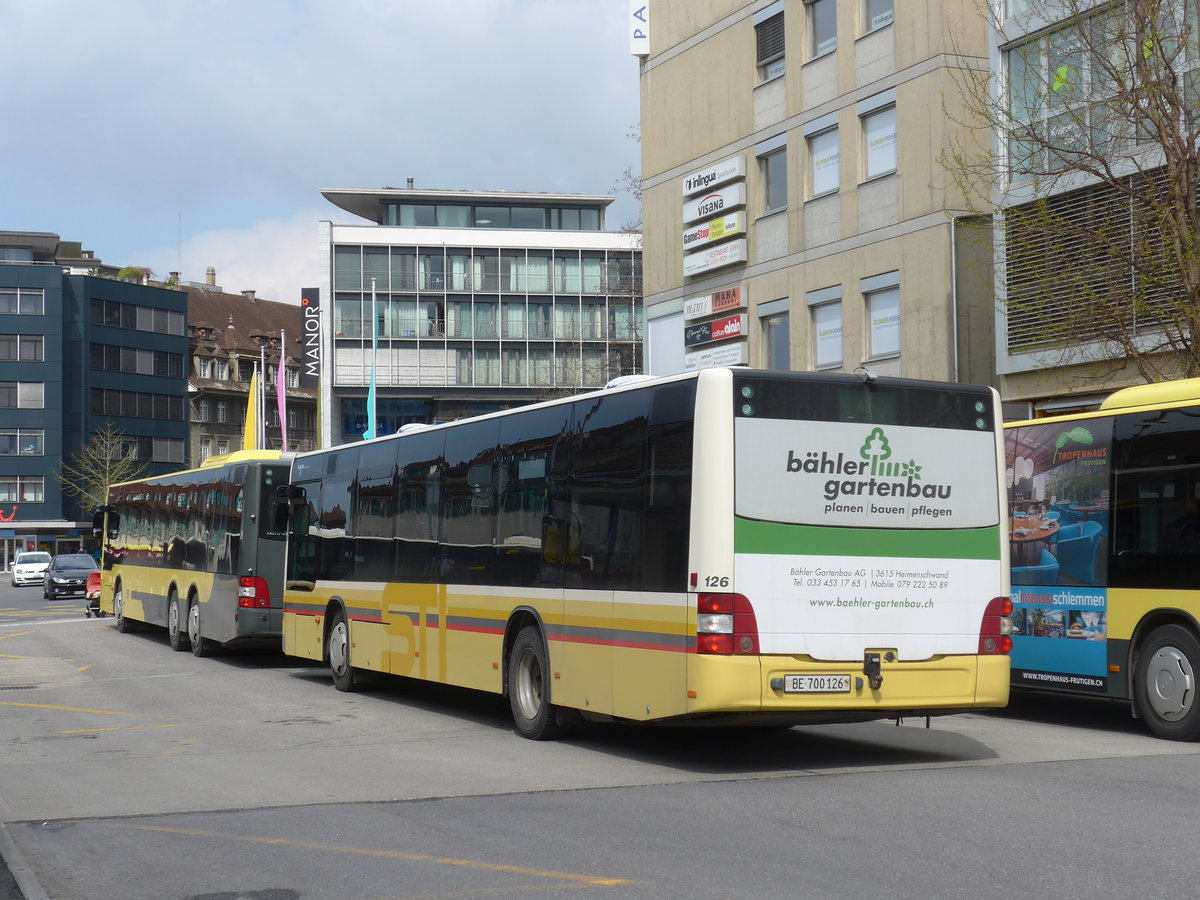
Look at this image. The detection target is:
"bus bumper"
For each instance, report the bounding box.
[685,653,1010,719]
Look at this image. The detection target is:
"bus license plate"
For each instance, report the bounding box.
[783,674,850,693]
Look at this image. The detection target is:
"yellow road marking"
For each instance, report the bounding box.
[0,654,27,659]
[77,665,93,672]
[118,825,630,886]
[0,631,32,640]
[0,701,137,716]
[61,727,122,735]
[159,736,199,757]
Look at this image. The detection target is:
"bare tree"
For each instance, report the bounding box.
[58,422,151,515]
[944,0,1200,383]
[611,123,644,237]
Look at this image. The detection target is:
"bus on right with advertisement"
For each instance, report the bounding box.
[1006,378,1200,740]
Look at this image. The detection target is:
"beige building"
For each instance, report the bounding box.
[637,0,996,387]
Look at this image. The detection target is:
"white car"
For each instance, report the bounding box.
[11,551,52,587]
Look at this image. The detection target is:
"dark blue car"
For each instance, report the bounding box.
[43,553,99,600]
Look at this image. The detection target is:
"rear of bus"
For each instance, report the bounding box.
[686,369,1010,723]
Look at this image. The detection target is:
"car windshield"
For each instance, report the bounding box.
[55,554,98,569]
[17,552,51,564]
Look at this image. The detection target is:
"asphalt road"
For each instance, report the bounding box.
[2,581,1198,899]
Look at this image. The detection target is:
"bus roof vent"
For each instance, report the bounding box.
[604,374,657,390]
[1100,377,1200,412]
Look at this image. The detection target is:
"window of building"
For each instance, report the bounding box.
[286,367,298,388]
[197,399,210,422]
[763,312,790,370]
[197,357,212,378]
[807,0,836,56]
[0,382,43,409]
[813,302,843,368]
[288,409,297,428]
[863,105,897,178]
[865,0,892,32]
[864,275,901,358]
[217,401,228,423]
[217,439,229,455]
[0,335,42,361]
[216,359,229,380]
[761,146,788,213]
[0,476,43,503]
[199,439,211,462]
[0,429,43,455]
[809,128,839,196]
[755,5,785,81]
[0,288,44,315]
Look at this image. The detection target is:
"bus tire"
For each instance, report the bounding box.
[508,626,570,741]
[1137,624,1200,741]
[188,600,211,658]
[167,592,187,652]
[328,609,359,692]
[114,584,137,634]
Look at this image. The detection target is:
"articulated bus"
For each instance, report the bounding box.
[278,368,1011,739]
[93,450,292,656]
[1006,377,1200,741]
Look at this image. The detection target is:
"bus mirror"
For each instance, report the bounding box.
[92,506,118,540]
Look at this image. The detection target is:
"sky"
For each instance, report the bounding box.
[1,0,642,303]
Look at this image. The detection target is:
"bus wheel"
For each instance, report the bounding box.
[114,585,137,634]
[188,600,210,658]
[328,610,359,692]
[1137,625,1200,741]
[508,626,569,741]
[167,592,187,651]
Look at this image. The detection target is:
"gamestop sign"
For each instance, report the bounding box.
[682,212,745,249]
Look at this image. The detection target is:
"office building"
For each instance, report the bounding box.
[0,232,187,565]
[635,1,996,387]
[317,186,643,446]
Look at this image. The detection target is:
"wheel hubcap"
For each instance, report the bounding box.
[188,605,200,645]
[515,648,543,719]
[169,600,179,637]
[330,622,348,676]
[1146,645,1195,722]
[114,591,123,621]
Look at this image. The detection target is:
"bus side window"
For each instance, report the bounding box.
[570,389,649,590]
[645,382,696,593]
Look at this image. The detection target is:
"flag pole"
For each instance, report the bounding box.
[364,278,378,440]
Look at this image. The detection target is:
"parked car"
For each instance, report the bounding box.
[10,551,52,587]
[43,553,99,600]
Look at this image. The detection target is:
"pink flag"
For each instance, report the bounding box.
[277,330,289,452]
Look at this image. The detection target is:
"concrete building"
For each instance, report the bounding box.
[0,232,188,565]
[636,1,996,387]
[316,186,643,446]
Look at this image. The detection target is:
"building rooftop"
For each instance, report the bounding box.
[322,187,614,224]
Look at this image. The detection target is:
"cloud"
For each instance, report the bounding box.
[141,210,325,304]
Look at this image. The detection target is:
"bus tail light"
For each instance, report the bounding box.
[696,593,759,655]
[978,596,1013,655]
[238,576,271,609]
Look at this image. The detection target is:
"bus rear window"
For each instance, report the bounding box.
[733,373,993,432]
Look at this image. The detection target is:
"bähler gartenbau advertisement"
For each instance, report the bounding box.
[733,417,1003,660]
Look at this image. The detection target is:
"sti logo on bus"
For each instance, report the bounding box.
[786,427,954,514]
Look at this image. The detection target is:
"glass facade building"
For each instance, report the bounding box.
[318,189,643,446]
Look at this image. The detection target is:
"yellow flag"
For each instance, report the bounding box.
[242,369,258,451]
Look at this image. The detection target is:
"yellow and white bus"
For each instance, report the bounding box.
[1006,377,1200,741]
[279,368,1011,739]
[93,450,292,656]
